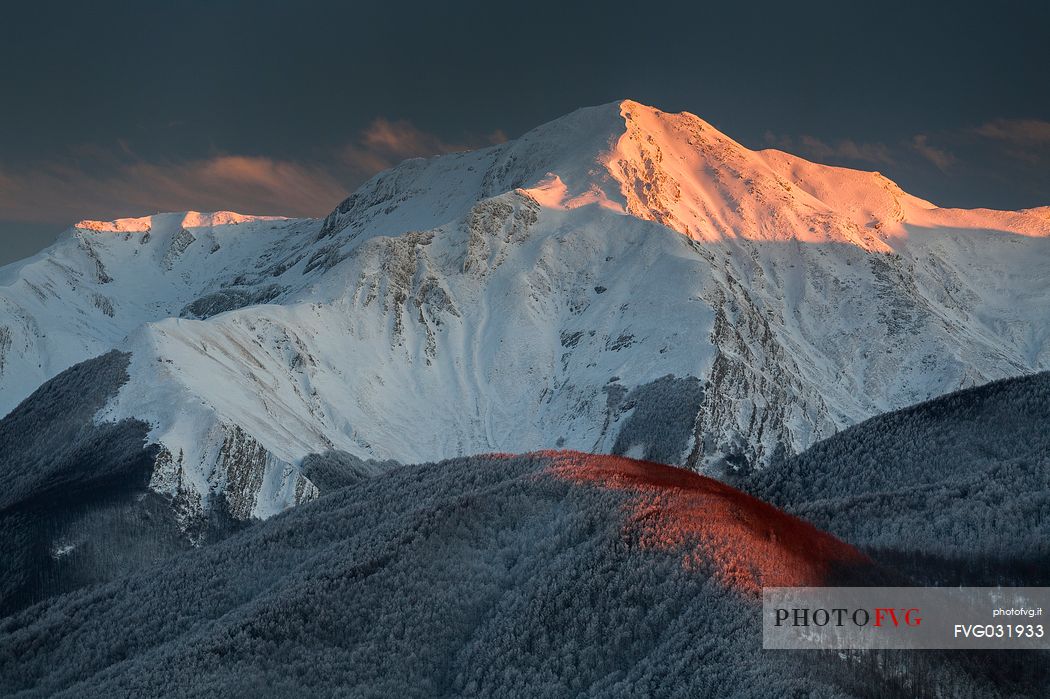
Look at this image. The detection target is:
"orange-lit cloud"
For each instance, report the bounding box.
[0,154,348,226]
[974,118,1050,146]
[911,134,956,172]
[973,119,1050,164]
[0,118,506,228]
[764,131,896,167]
[766,130,965,175]
[342,117,506,175]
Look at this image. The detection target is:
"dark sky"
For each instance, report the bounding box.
[2,0,1048,264]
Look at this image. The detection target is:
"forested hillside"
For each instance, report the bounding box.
[747,371,1050,582]
[0,352,179,615]
[4,451,1040,697]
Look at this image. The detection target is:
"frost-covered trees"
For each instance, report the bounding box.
[300,450,398,493]
[1,452,1037,697]
[0,351,176,615]
[609,375,705,465]
[746,371,1050,582]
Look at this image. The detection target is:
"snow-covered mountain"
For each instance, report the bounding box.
[2,99,1048,529]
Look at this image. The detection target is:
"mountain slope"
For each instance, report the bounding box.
[1,100,1048,529]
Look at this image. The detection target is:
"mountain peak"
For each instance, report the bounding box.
[74,211,286,234]
[616,98,719,131]
[516,98,909,250]
[319,98,1049,256]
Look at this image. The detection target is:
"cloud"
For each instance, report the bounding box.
[0,118,506,228]
[974,118,1050,146]
[0,154,349,226]
[763,132,896,167]
[972,119,1050,164]
[342,117,506,175]
[911,134,956,172]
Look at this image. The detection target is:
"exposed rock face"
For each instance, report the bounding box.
[0,325,10,377]
[216,424,319,520]
[689,285,837,473]
[162,228,196,269]
[354,229,459,358]
[462,193,539,275]
[149,425,319,541]
[148,446,206,542]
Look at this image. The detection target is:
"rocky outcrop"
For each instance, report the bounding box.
[0,325,10,378]
[462,193,539,276]
[162,228,196,270]
[687,273,838,473]
[149,424,318,543]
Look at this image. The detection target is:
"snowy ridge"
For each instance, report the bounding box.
[0,211,313,409]
[2,100,1049,528]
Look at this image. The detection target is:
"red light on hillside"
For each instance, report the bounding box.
[543,450,869,594]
